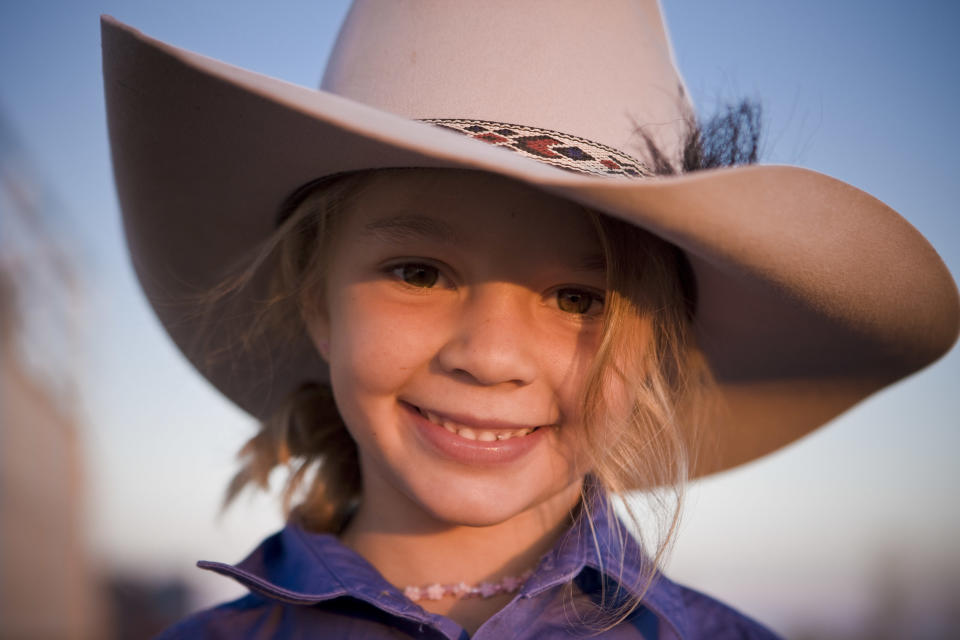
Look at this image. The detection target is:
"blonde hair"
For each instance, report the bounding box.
[220,168,712,625]
[219,172,368,532]
[571,210,713,626]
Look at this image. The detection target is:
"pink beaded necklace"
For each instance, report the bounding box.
[402,569,534,602]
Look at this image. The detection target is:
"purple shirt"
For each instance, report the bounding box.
[158,496,780,639]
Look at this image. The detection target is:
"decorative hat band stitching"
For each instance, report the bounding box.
[422,118,652,178]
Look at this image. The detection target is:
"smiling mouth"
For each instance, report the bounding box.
[412,405,542,441]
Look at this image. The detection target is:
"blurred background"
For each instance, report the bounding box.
[1,1,957,638]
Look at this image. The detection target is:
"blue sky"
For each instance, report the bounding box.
[2,2,958,636]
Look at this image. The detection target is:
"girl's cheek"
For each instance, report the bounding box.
[331,288,440,390]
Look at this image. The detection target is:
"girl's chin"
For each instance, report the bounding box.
[399,472,584,529]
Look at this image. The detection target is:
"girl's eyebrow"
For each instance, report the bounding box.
[576,254,606,273]
[363,214,604,273]
[362,214,459,244]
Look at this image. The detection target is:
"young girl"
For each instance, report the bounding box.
[101,2,958,638]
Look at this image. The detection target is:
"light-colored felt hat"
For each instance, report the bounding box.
[101,1,959,477]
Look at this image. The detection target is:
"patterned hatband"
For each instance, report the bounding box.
[422,118,652,178]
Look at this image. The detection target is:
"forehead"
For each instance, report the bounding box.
[338,170,602,262]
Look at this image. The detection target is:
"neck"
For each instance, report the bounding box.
[340,475,584,590]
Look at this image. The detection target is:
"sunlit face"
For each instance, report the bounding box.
[308,170,607,527]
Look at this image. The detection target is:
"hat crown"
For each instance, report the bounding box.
[321,0,692,163]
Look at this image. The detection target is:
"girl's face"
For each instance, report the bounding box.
[309,170,608,527]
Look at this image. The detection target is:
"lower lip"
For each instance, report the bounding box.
[402,402,547,466]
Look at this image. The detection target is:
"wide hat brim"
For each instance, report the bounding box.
[102,16,958,478]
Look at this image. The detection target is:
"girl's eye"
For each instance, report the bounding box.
[556,288,604,315]
[392,263,440,288]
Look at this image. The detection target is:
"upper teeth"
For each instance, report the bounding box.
[421,409,536,441]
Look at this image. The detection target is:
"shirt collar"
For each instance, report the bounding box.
[522,488,692,639]
[199,525,447,629]
[199,487,691,638]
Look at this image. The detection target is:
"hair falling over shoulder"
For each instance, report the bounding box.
[213,99,762,620]
[215,172,372,532]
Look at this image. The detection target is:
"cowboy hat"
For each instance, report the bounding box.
[101,1,958,477]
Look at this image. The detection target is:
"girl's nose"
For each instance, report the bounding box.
[435,285,539,387]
